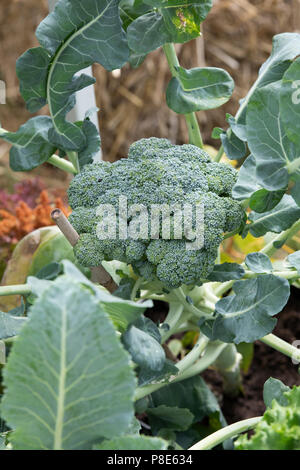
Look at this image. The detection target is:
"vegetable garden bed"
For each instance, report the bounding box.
[1,0,300,452]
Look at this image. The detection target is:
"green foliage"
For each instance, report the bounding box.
[69,137,245,289]
[236,386,300,450]
[0,311,27,340]
[127,0,212,55]
[263,378,290,408]
[201,275,290,343]
[166,66,234,114]
[245,195,300,238]
[207,263,245,282]
[1,276,136,450]
[245,253,273,273]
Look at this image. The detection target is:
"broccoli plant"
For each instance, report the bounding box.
[0,0,300,451]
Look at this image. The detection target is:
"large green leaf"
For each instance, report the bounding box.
[225,33,300,159]
[287,251,300,274]
[17,0,128,151]
[201,275,290,343]
[249,189,285,214]
[246,195,300,238]
[95,435,168,450]
[127,0,212,55]
[127,11,171,54]
[0,312,27,340]
[234,33,300,126]
[61,260,152,332]
[1,117,56,171]
[207,263,245,282]
[147,405,194,433]
[166,66,234,114]
[151,376,223,423]
[245,253,273,273]
[280,58,300,147]
[263,378,290,408]
[232,154,259,200]
[1,277,136,450]
[247,81,299,191]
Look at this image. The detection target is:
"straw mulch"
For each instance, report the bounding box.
[0,0,299,165]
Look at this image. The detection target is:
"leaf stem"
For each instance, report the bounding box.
[189,416,262,450]
[260,333,300,363]
[214,144,224,162]
[162,43,204,149]
[66,151,80,174]
[0,284,31,297]
[48,155,77,174]
[260,219,300,257]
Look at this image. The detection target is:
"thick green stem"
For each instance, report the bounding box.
[48,155,77,174]
[66,151,80,173]
[0,284,31,297]
[214,144,224,163]
[260,219,300,257]
[214,344,242,397]
[261,333,300,363]
[189,416,262,450]
[130,277,143,301]
[162,43,204,149]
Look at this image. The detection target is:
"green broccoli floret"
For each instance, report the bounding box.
[68,137,245,289]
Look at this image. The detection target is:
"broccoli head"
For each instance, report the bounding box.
[68,137,245,289]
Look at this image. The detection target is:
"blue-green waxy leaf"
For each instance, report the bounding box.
[1,277,136,450]
[232,33,300,127]
[166,67,234,114]
[17,0,129,151]
[123,324,166,372]
[207,263,245,282]
[2,117,56,171]
[95,435,168,450]
[127,0,212,55]
[246,195,300,238]
[77,119,101,168]
[263,378,290,408]
[0,312,27,340]
[220,130,247,160]
[247,81,299,191]
[226,115,247,141]
[287,251,300,274]
[61,260,152,332]
[147,405,194,433]
[291,175,300,206]
[232,154,259,200]
[201,275,290,343]
[280,58,300,147]
[249,189,285,213]
[16,47,51,113]
[151,375,224,423]
[127,11,171,55]
[245,253,273,273]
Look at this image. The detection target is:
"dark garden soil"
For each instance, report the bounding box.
[147,286,300,425]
